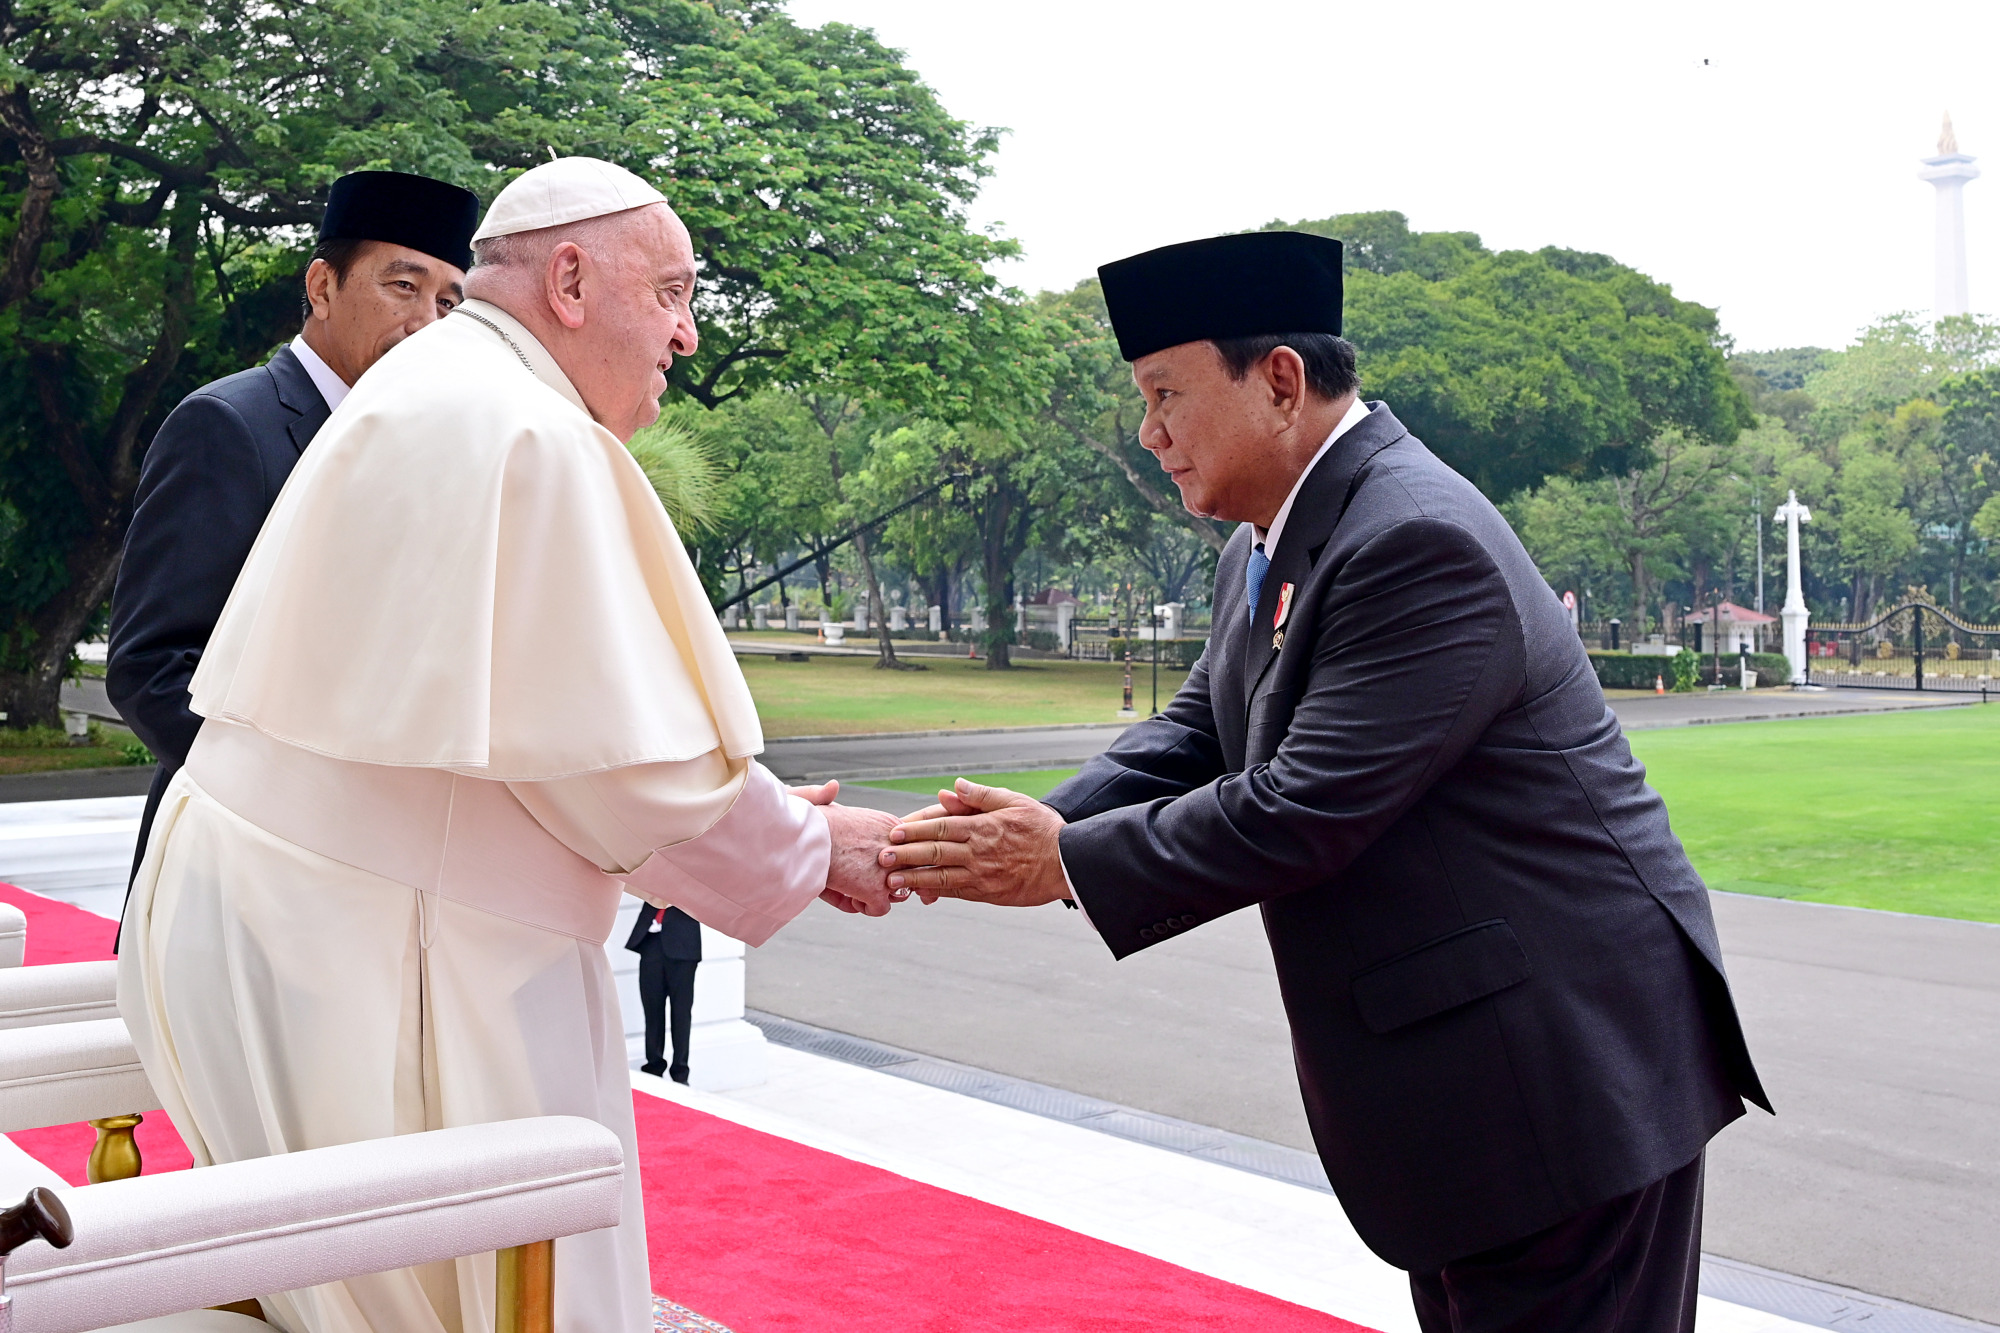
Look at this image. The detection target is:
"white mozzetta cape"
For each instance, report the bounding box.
[191,300,762,780]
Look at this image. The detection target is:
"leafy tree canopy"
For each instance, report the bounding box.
[0,0,1023,721]
[1263,211,1751,497]
[1803,313,2000,441]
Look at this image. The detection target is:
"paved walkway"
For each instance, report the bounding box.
[749,864,2000,1325]
[1610,687,1971,731]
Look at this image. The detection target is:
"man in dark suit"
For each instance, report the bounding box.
[626,905,703,1084]
[880,232,1767,1332]
[108,171,479,885]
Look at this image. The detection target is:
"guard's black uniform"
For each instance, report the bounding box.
[626,905,702,1083]
[1049,402,1766,1332]
[108,346,332,886]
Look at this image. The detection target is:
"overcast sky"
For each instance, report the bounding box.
[785,0,2000,353]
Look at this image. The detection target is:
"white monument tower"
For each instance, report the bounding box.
[1775,490,1812,685]
[1919,113,1979,316]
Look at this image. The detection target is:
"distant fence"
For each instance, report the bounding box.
[1805,601,2000,693]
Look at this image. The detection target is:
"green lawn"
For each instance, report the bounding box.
[860,705,2000,924]
[862,768,1083,802]
[742,652,1184,738]
[1631,705,2000,922]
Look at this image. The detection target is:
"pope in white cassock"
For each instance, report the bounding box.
[116,158,901,1333]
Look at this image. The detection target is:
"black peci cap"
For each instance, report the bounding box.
[1097,231,1344,363]
[319,171,480,272]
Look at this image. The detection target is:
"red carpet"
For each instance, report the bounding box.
[1,883,1370,1331]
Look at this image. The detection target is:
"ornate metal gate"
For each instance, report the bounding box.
[1804,598,2000,695]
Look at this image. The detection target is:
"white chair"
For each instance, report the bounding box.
[0,962,119,1030]
[0,906,27,970]
[0,1115,623,1333]
[0,984,622,1332]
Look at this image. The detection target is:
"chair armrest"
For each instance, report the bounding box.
[0,1017,159,1133]
[0,903,25,968]
[5,1116,625,1333]
[0,960,118,1030]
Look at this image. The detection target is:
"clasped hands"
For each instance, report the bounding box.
[794,779,1071,916]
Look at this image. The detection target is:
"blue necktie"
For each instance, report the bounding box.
[1244,544,1271,624]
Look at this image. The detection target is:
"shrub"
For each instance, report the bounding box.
[1590,650,1684,691]
[1744,652,1791,684]
[1684,651,1793,686]
[1023,629,1061,652]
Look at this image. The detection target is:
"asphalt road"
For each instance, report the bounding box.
[764,687,1972,783]
[754,791,2000,1324]
[764,723,1130,783]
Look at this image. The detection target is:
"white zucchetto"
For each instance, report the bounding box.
[471,156,670,242]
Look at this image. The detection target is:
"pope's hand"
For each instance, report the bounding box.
[814,799,903,916]
[878,779,1070,908]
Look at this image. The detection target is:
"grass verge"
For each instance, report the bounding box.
[743,652,1184,738]
[860,769,1083,802]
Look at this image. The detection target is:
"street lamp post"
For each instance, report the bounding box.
[1150,606,1160,715]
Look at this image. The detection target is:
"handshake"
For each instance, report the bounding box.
[793,779,1074,916]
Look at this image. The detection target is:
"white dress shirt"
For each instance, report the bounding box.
[289,334,352,412]
[1254,394,1372,562]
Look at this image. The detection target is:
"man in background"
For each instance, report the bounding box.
[627,904,702,1083]
[108,170,479,882]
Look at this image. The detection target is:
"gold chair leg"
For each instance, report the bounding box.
[86,1114,144,1183]
[83,1115,268,1322]
[495,1239,555,1333]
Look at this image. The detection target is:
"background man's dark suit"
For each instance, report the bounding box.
[626,905,702,1083]
[108,345,332,876]
[1048,402,1766,1281]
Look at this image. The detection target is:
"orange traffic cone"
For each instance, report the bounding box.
[1654,674,1665,694]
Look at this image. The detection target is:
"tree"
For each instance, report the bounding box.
[1833,444,1918,624]
[1266,211,1752,497]
[0,0,638,726]
[1509,431,1727,630]
[1803,313,2000,444]
[631,9,1028,415]
[1,0,1030,722]
[1932,370,2000,614]
[1035,280,1229,556]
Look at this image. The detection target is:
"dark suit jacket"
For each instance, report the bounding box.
[1048,402,1765,1274]
[108,346,332,869]
[625,905,703,961]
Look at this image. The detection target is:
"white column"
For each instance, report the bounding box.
[1775,490,1813,684]
[1920,116,1979,317]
